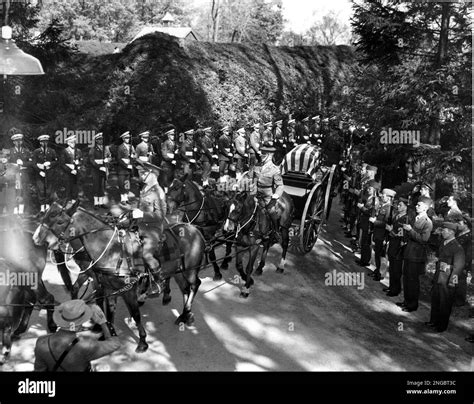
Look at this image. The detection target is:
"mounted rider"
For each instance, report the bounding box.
[251,141,284,238]
[127,160,168,301]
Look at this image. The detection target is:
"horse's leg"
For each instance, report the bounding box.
[208,248,222,281]
[173,274,191,326]
[235,245,246,282]
[1,325,12,364]
[220,240,233,270]
[176,269,202,327]
[105,295,118,325]
[255,241,270,276]
[162,278,172,306]
[122,288,148,353]
[241,243,259,299]
[276,227,290,274]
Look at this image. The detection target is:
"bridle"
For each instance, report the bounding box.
[169,179,206,225]
[228,196,258,239]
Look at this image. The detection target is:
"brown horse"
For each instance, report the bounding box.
[166,176,233,282]
[223,190,294,298]
[32,201,206,353]
[0,216,56,364]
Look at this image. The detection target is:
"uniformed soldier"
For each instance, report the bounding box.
[300,116,311,144]
[160,129,177,192]
[252,142,285,237]
[249,123,261,170]
[32,135,57,213]
[452,212,471,306]
[135,131,155,164]
[369,188,395,281]
[287,119,297,147]
[262,121,273,145]
[233,127,248,182]
[88,133,111,209]
[426,221,465,332]
[117,131,135,204]
[198,127,215,187]
[217,125,233,183]
[9,133,32,215]
[59,134,82,202]
[132,161,168,301]
[310,115,321,143]
[273,120,285,165]
[397,196,433,312]
[385,197,409,297]
[179,129,197,177]
[355,179,380,267]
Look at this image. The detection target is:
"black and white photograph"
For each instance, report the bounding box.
[0,0,472,402]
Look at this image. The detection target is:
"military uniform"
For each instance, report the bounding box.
[357,185,378,266]
[402,212,433,311]
[88,137,110,207]
[178,135,197,176]
[217,131,233,180]
[262,123,273,145]
[273,123,285,165]
[286,123,297,147]
[32,140,57,211]
[249,128,261,170]
[160,138,176,189]
[136,140,155,164]
[372,199,392,279]
[254,159,284,207]
[9,141,32,214]
[59,145,82,201]
[116,139,135,202]
[233,130,247,180]
[198,130,215,186]
[387,212,408,295]
[429,236,465,331]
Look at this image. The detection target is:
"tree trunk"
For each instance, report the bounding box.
[211,0,220,43]
[429,3,451,146]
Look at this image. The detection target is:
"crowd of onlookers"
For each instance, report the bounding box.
[339,158,472,341]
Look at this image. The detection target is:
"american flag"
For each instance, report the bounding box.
[280,144,321,180]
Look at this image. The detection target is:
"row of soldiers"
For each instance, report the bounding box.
[1,115,327,213]
[340,159,472,334]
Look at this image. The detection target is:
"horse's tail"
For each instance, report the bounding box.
[53,251,74,294]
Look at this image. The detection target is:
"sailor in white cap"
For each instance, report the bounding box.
[59,134,83,202]
[32,135,57,213]
[198,127,215,186]
[160,128,176,192]
[262,121,273,145]
[117,131,135,203]
[135,131,155,166]
[89,132,111,209]
[9,132,31,215]
[233,127,247,181]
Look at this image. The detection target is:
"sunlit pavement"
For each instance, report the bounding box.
[2,198,473,371]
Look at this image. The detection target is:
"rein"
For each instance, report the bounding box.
[235,200,258,239]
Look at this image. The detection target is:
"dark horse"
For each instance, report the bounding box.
[223,189,294,298]
[33,201,206,353]
[0,216,56,364]
[166,176,233,281]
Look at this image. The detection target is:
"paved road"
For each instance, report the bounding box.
[2,198,473,371]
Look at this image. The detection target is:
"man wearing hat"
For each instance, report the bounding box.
[385,196,409,296]
[197,127,215,187]
[117,131,136,204]
[397,196,433,312]
[217,126,233,183]
[135,131,156,165]
[248,123,261,171]
[132,160,168,301]
[160,128,177,192]
[262,121,273,145]
[32,135,58,214]
[59,134,84,202]
[369,188,395,281]
[425,221,465,332]
[355,179,380,267]
[252,141,285,238]
[298,116,311,144]
[34,300,120,371]
[310,116,321,138]
[88,133,111,209]
[233,128,247,182]
[9,133,32,215]
[178,129,197,177]
[286,119,296,145]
